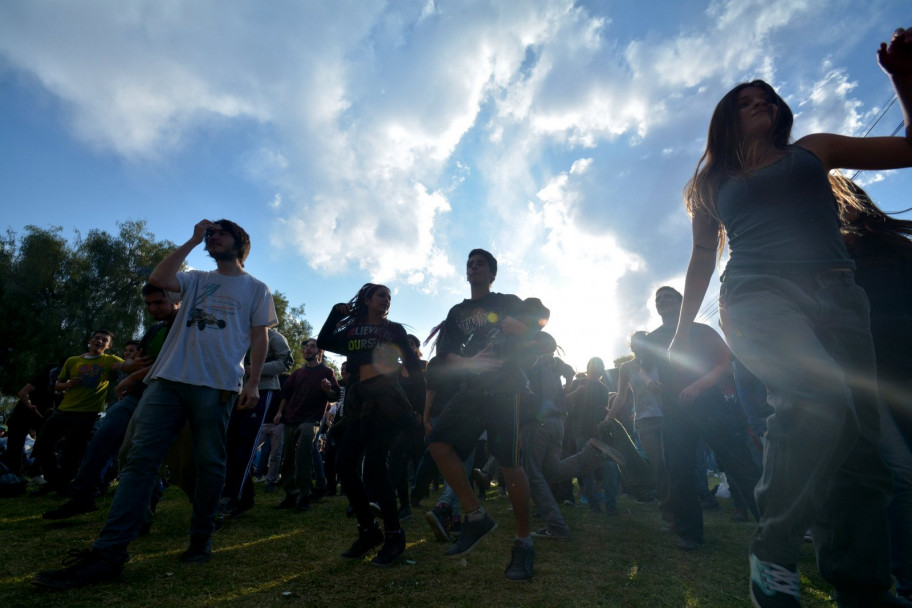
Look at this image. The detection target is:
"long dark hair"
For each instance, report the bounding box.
[831,172,912,259]
[336,283,390,330]
[684,80,794,257]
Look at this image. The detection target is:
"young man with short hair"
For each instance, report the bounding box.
[31,330,123,495]
[34,219,277,590]
[42,283,181,520]
[427,249,542,581]
[273,338,339,511]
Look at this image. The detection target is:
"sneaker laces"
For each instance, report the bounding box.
[757,560,800,597]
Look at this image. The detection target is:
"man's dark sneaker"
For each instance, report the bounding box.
[346,504,356,518]
[296,496,311,512]
[43,498,99,520]
[531,528,569,541]
[179,535,212,564]
[370,530,406,567]
[275,495,298,509]
[264,483,277,494]
[444,512,497,558]
[749,553,800,608]
[424,502,453,542]
[426,504,452,542]
[341,523,384,559]
[504,541,535,582]
[32,548,123,590]
[397,505,412,521]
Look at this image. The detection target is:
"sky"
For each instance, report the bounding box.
[1,0,910,372]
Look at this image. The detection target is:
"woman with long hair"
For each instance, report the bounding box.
[669,28,912,607]
[832,174,912,601]
[317,283,424,567]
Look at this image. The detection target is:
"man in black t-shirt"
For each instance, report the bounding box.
[427,249,540,582]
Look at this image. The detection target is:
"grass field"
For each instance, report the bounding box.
[1,482,840,607]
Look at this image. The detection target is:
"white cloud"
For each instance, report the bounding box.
[1,0,907,366]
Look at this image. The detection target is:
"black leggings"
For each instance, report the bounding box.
[336,375,412,532]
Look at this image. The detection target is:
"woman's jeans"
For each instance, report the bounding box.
[720,270,893,596]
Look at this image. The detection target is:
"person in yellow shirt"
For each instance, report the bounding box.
[31,330,123,495]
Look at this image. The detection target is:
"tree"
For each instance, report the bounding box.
[0,221,174,395]
[273,290,313,372]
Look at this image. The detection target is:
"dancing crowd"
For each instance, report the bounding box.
[1,25,911,608]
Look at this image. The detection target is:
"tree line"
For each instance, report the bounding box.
[0,221,313,404]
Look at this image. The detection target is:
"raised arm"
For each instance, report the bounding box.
[669,212,720,359]
[799,27,912,172]
[150,220,214,293]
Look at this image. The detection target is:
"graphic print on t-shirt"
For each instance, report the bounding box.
[75,362,106,389]
[184,282,242,332]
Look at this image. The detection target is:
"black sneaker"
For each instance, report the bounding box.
[749,553,800,607]
[504,540,535,581]
[370,530,406,567]
[32,548,123,590]
[296,496,311,512]
[444,512,497,558]
[43,498,99,520]
[179,535,212,564]
[425,504,452,542]
[341,523,384,559]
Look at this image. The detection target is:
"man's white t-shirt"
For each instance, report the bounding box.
[145,269,277,392]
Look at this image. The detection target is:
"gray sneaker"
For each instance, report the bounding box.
[749,553,800,608]
[504,541,535,581]
[443,512,497,558]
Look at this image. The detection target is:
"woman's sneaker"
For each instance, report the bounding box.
[749,553,800,607]
[341,523,384,559]
[370,530,405,567]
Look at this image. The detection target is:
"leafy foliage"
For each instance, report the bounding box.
[0,223,315,397]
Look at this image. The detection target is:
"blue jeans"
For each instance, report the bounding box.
[71,395,140,500]
[721,271,893,595]
[93,380,235,562]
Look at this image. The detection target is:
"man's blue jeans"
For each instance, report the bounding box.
[721,271,893,595]
[93,380,234,562]
[70,395,140,501]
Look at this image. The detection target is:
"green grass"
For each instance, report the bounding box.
[1,483,839,607]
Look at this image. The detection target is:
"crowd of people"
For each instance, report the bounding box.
[0,25,911,608]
